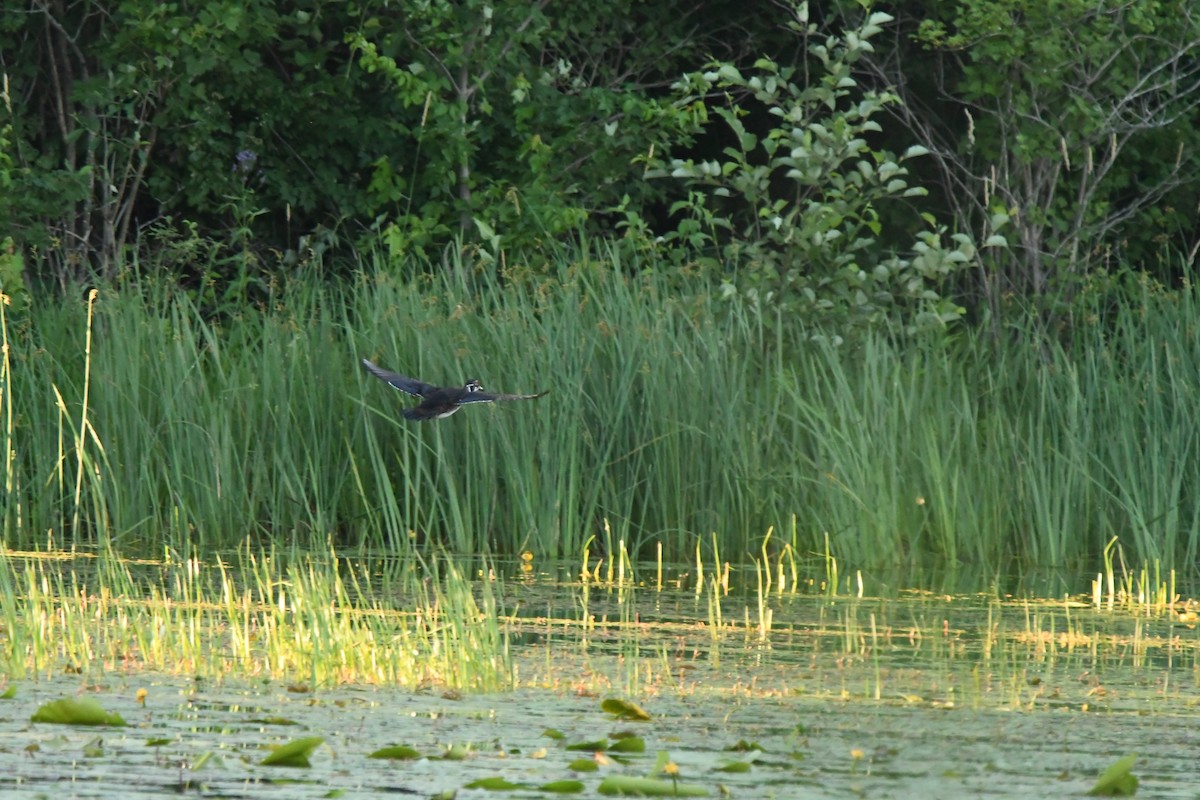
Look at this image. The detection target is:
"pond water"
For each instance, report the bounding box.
[1,559,1198,797]
[3,676,1198,798]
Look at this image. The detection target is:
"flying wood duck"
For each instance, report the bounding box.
[362,358,548,420]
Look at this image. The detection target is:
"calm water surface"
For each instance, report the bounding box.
[2,559,1198,798]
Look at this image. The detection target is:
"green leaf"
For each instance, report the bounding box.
[1087,754,1138,796]
[31,697,126,727]
[441,743,470,760]
[609,737,645,753]
[567,740,609,752]
[724,740,765,752]
[539,780,585,793]
[464,777,523,790]
[369,745,422,760]
[600,698,652,721]
[597,776,709,796]
[260,736,324,767]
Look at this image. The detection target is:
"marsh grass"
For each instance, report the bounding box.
[1,248,1198,578]
[1,540,1187,702]
[0,546,510,689]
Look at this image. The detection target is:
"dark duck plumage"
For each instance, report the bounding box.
[362,359,548,420]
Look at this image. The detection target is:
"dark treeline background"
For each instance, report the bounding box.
[3,0,1198,330]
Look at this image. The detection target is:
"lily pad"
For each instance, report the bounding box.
[601,698,652,721]
[609,737,646,753]
[441,743,471,760]
[597,775,709,796]
[566,739,609,752]
[465,777,524,790]
[539,779,586,793]
[369,745,422,760]
[260,736,325,767]
[31,697,126,727]
[1087,754,1138,796]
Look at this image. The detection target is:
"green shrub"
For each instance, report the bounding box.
[645,3,983,335]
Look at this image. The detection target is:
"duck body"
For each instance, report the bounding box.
[362,359,548,421]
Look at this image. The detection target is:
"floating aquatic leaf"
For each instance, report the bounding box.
[2,685,16,699]
[146,738,172,747]
[31,697,126,727]
[601,698,652,721]
[539,779,585,793]
[249,716,299,725]
[441,743,470,760]
[465,777,523,790]
[260,735,324,767]
[609,737,645,753]
[369,745,422,760]
[543,728,566,740]
[715,760,751,773]
[566,739,609,752]
[597,776,709,796]
[1087,754,1138,796]
[567,758,598,772]
[724,740,764,752]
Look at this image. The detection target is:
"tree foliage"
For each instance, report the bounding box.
[865,0,1200,328]
[0,0,764,285]
[1,0,1199,336]
[644,4,980,333]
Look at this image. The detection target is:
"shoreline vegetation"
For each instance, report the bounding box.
[0,541,1184,690]
[1,247,1197,577]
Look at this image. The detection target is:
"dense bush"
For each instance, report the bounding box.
[861,0,1200,328]
[0,0,776,284]
[641,7,985,334]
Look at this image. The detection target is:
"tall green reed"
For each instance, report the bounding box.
[3,247,1199,580]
